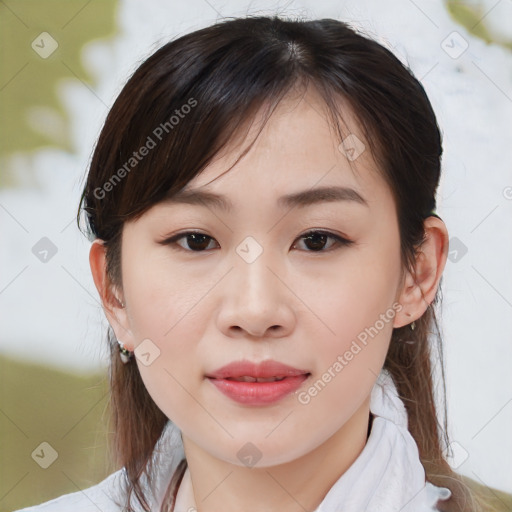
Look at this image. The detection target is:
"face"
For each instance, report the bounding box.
[111,86,406,467]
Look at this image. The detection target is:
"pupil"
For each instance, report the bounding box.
[189,234,209,250]
[305,233,326,251]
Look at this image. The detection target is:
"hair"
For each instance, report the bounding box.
[77,14,495,512]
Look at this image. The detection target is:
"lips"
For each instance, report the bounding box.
[205,359,311,405]
[205,359,310,380]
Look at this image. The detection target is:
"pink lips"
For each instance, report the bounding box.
[205,359,310,405]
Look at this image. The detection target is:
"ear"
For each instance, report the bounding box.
[393,216,449,328]
[89,238,136,351]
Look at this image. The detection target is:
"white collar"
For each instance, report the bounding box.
[311,369,451,511]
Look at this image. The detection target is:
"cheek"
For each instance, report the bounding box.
[131,299,207,428]
[298,246,400,353]
[136,357,200,434]
[122,247,203,338]
[298,255,401,404]
[121,255,207,413]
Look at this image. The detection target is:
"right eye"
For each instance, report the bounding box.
[158,231,218,252]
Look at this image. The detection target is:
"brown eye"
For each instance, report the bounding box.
[158,231,218,252]
[293,230,353,253]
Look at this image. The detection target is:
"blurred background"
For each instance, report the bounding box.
[1,0,511,510]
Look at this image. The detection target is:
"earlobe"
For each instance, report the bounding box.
[393,216,449,328]
[89,238,135,350]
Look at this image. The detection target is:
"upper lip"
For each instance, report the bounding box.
[205,359,310,379]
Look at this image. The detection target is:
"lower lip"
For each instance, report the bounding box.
[207,374,310,405]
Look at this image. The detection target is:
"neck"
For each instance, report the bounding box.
[177,396,371,512]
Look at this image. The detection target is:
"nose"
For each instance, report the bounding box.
[216,250,295,339]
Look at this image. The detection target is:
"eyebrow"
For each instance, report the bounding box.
[161,185,369,212]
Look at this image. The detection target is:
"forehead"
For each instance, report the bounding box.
[164,85,390,213]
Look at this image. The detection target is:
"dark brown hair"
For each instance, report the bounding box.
[77,14,494,512]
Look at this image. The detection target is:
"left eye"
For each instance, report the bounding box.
[158,230,353,253]
[293,230,353,252]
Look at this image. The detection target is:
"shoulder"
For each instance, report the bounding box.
[12,469,127,512]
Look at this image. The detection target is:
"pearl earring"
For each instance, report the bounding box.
[118,340,133,363]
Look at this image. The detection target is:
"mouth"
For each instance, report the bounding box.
[205,359,311,405]
[206,373,311,405]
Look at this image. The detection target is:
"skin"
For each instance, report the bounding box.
[90,85,449,512]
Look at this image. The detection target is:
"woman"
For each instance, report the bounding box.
[16,14,498,512]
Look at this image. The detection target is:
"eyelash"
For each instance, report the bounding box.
[158,230,354,254]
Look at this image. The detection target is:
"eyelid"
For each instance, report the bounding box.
[157,229,211,246]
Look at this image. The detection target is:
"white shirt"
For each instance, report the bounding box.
[14,369,451,511]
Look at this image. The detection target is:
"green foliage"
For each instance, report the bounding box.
[462,474,512,511]
[0,354,112,511]
[445,0,512,50]
[0,0,118,188]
